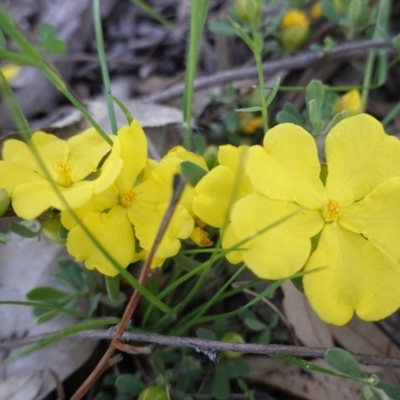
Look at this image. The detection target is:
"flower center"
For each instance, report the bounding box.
[54,161,72,187]
[119,188,136,207]
[321,198,341,222]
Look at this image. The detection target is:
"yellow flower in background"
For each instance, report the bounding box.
[0,128,122,220]
[238,112,264,135]
[279,9,310,51]
[333,89,363,117]
[63,121,194,277]
[310,1,322,19]
[0,64,20,83]
[226,114,400,325]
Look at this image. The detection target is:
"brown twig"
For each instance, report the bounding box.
[3,329,400,369]
[144,39,395,103]
[70,176,187,400]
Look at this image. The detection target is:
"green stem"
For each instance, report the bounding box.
[182,0,210,150]
[93,0,118,134]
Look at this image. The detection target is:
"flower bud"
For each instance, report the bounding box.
[279,9,310,51]
[41,214,66,244]
[310,1,322,20]
[221,331,245,359]
[332,89,362,117]
[138,385,169,400]
[202,145,218,170]
[238,113,263,135]
[0,189,10,217]
[235,0,262,25]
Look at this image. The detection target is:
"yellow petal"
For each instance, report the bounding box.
[218,145,248,172]
[129,203,194,259]
[67,206,136,277]
[304,223,400,325]
[193,166,235,228]
[246,124,325,209]
[190,226,213,247]
[230,193,323,279]
[325,114,400,205]
[0,161,43,194]
[12,181,94,219]
[116,119,148,190]
[221,223,244,264]
[339,177,400,262]
[2,139,37,170]
[61,185,119,230]
[93,137,123,194]
[67,128,111,182]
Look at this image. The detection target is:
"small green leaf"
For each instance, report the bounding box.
[10,221,40,238]
[115,373,145,394]
[244,317,267,332]
[370,386,392,400]
[227,16,255,51]
[26,286,68,301]
[196,327,216,340]
[227,358,251,377]
[0,232,10,244]
[105,275,120,302]
[376,382,400,400]
[265,76,281,108]
[256,328,271,344]
[88,293,102,316]
[322,0,341,22]
[325,348,366,379]
[214,318,228,339]
[212,361,230,399]
[180,161,207,186]
[43,39,67,55]
[38,24,57,42]
[36,310,59,324]
[235,106,262,112]
[57,258,86,290]
[0,28,6,47]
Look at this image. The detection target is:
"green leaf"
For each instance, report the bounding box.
[208,20,237,36]
[105,275,120,302]
[325,348,366,379]
[38,24,57,43]
[180,161,207,186]
[256,328,271,344]
[376,382,400,400]
[276,103,304,126]
[0,232,10,244]
[196,327,216,340]
[227,16,254,51]
[370,386,392,400]
[193,133,207,154]
[214,318,228,339]
[235,106,262,112]
[322,0,341,23]
[115,373,145,395]
[10,221,40,238]
[265,76,281,108]
[212,361,230,399]
[36,310,59,324]
[57,258,86,290]
[26,286,69,301]
[43,39,67,55]
[37,24,67,55]
[0,28,6,47]
[244,317,266,332]
[88,293,102,316]
[227,358,251,377]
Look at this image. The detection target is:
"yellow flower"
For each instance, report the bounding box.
[226,114,400,325]
[0,128,122,219]
[238,113,264,135]
[333,89,363,117]
[62,121,194,276]
[193,145,251,229]
[1,64,20,83]
[310,2,322,19]
[279,9,310,51]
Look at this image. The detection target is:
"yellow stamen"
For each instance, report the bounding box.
[322,198,341,222]
[119,188,136,207]
[54,161,72,187]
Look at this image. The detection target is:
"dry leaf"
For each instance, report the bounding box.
[0,370,43,400]
[0,233,97,399]
[245,356,360,400]
[282,281,334,348]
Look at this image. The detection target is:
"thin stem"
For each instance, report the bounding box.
[93,0,118,134]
